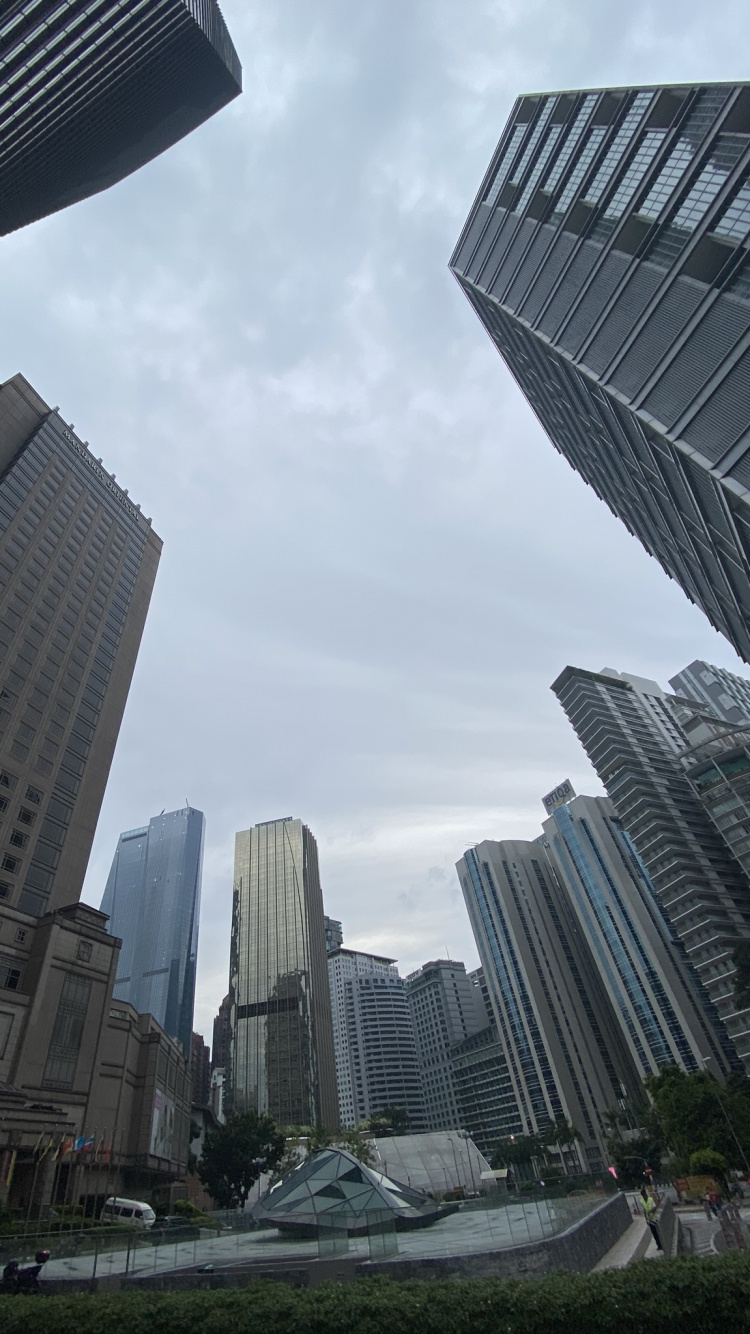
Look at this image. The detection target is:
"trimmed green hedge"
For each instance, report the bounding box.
[1,1254,750,1333]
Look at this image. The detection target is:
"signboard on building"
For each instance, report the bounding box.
[150,1088,175,1160]
[542,779,576,813]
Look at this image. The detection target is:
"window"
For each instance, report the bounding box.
[17,808,35,826]
[0,883,12,900]
[42,972,91,1088]
[0,957,20,991]
[484,124,526,205]
[14,929,25,944]
[25,786,42,805]
[76,940,92,962]
[554,127,607,214]
[583,91,653,206]
[1,856,20,874]
[0,773,17,791]
[9,831,27,849]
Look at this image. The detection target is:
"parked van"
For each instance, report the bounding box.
[100,1197,156,1228]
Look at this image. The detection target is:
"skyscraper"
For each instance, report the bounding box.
[228,817,338,1128]
[0,0,242,237]
[542,791,732,1077]
[100,806,205,1054]
[327,945,425,1131]
[0,373,161,918]
[670,660,750,722]
[457,840,642,1168]
[404,959,486,1132]
[552,665,750,1066]
[451,82,750,662]
[212,993,231,1072]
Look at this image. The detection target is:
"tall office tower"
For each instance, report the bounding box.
[101,807,205,1054]
[542,792,732,1078]
[327,945,425,1131]
[451,82,750,663]
[212,993,230,1072]
[0,374,161,918]
[680,715,750,885]
[457,840,643,1170]
[190,1031,211,1107]
[324,916,343,954]
[670,660,750,722]
[0,0,242,238]
[404,959,486,1132]
[552,665,750,1066]
[449,966,523,1156]
[228,817,338,1128]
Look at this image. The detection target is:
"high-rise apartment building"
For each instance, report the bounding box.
[324,916,343,954]
[100,806,205,1055]
[0,0,242,238]
[190,1031,211,1107]
[327,946,425,1132]
[404,959,486,1132]
[457,840,643,1169]
[552,665,750,1066]
[542,792,733,1077]
[228,817,338,1128]
[451,82,750,662]
[670,660,750,722]
[449,966,522,1156]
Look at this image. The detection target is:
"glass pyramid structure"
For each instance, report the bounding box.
[255,1147,442,1232]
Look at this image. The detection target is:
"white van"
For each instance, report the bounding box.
[101,1196,156,1228]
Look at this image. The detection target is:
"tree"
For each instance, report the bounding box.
[689,1148,728,1187]
[607,1133,663,1189]
[732,941,750,1013]
[491,1134,543,1170]
[197,1110,285,1208]
[645,1066,750,1168]
[367,1106,410,1136]
[540,1117,582,1173]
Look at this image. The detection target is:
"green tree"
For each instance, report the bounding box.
[491,1134,543,1170]
[308,1123,332,1153]
[540,1117,582,1173]
[335,1128,375,1164]
[689,1147,728,1187]
[367,1105,410,1136]
[645,1066,750,1167]
[197,1110,284,1208]
[607,1133,663,1189]
[732,941,750,1013]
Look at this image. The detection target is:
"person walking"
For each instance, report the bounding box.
[643,1191,663,1251]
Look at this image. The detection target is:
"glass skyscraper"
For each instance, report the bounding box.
[101,806,205,1055]
[452,82,750,662]
[228,817,338,1129]
[0,0,242,237]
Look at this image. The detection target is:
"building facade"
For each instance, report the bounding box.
[552,665,750,1067]
[228,817,338,1128]
[328,945,425,1131]
[449,1023,523,1158]
[190,1031,211,1107]
[100,806,205,1055]
[404,959,486,1132]
[212,993,230,1072]
[457,840,643,1170]
[542,792,733,1078]
[324,916,343,954]
[0,0,242,237]
[451,82,750,663]
[670,660,750,722]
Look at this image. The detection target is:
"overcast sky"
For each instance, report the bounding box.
[2,0,750,1042]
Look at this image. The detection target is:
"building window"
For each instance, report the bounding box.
[1,856,20,874]
[0,772,17,790]
[24,786,42,805]
[17,809,35,826]
[14,929,25,944]
[76,940,92,963]
[42,972,91,1088]
[9,831,27,849]
[0,957,20,991]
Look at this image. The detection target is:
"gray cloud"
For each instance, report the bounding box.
[2,0,749,1036]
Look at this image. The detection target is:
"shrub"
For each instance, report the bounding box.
[0,1253,748,1333]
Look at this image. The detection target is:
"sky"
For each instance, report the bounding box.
[3,0,750,1042]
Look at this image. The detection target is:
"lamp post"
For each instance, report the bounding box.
[458,1130,477,1195]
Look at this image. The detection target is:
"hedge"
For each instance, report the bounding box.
[1,1253,750,1333]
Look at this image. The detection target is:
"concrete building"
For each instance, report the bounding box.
[552,665,750,1067]
[542,791,733,1078]
[452,82,750,663]
[100,806,205,1054]
[0,0,241,237]
[457,840,643,1170]
[212,993,230,1072]
[327,945,425,1132]
[449,1023,523,1159]
[190,1031,211,1108]
[404,959,486,1132]
[228,817,338,1128]
[324,916,343,954]
[670,660,750,723]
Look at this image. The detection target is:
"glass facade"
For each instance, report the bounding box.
[228,818,338,1128]
[100,806,205,1055]
[544,794,725,1077]
[552,665,749,1068]
[452,82,750,664]
[0,0,241,237]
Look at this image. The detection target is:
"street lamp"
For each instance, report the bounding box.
[458,1130,477,1195]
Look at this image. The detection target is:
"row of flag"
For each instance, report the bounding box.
[0,1133,116,1193]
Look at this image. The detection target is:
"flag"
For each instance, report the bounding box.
[0,1150,16,1188]
[73,1134,94,1153]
